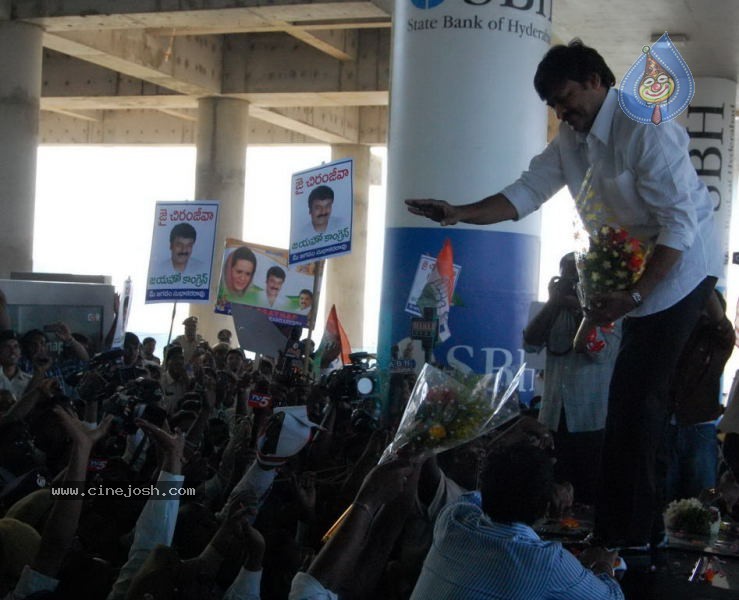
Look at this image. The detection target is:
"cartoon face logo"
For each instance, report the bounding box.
[618,33,694,126]
[638,55,675,106]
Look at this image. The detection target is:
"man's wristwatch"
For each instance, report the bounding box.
[628,289,643,308]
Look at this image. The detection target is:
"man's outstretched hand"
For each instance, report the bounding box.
[405,199,459,226]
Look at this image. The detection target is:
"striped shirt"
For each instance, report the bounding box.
[410,493,624,600]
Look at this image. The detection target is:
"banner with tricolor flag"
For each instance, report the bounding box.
[417,239,455,342]
[312,304,352,373]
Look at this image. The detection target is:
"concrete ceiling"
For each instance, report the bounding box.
[13,0,738,145]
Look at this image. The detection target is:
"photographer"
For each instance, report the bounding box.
[523,253,621,505]
[19,324,89,398]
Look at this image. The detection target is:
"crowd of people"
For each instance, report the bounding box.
[3,36,739,599]
[0,285,604,600]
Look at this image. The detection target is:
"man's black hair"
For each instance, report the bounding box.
[20,329,46,356]
[266,266,286,282]
[299,289,313,298]
[170,223,197,244]
[142,337,156,345]
[479,442,554,525]
[124,332,140,348]
[308,185,334,209]
[534,39,616,102]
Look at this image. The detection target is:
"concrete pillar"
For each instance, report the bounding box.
[680,78,736,290]
[0,21,42,276]
[378,1,551,400]
[324,144,371,349]
[189,97,249,343]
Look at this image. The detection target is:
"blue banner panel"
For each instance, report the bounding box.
[378,226,541,402]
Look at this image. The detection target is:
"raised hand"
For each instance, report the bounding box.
[135,417,185,474]
[53,405,113,451]
[405,198,459,226]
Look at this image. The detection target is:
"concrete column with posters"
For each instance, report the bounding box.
[680,78,736,290]
[378,0,551,397]
[324,144,371,349]
[0,20,42,276]
[189,97,250,343]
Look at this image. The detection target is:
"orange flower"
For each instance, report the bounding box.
[428,424,447,440]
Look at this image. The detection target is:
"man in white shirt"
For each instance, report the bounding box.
[407,40,718,549]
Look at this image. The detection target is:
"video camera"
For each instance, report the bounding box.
[325,352,380,431]
[66,348,147,394]
[101,377,164,435]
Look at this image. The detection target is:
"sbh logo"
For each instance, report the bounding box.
[411,0,552,19]
[411,0,445,7]
[618,33,694,125]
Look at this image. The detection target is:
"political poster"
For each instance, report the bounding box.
[405,253,461,318]
[145,201,219,303]
[289,158,353,265]
[215,238,319,328]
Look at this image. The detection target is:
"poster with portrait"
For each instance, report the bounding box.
[145,201,219,303]
[215,238,319,328]
[289,158,353,266]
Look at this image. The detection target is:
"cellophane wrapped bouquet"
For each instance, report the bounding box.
[379,362,524,464]
[572,168,652,351]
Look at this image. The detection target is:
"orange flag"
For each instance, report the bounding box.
[419,239,454,341]
[313,304,352,371]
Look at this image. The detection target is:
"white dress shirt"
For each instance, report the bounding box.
[502,88,719,316]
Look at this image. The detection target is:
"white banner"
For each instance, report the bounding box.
[289,158,353,265]
[145,201,219,303]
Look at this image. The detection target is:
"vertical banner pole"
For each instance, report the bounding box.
[304,260,325,377]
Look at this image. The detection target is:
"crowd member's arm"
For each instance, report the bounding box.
[106,419,185,600]
[54,322,89,362]
[201,417,251,508]
[523,276,580,349]
[0,378,56,425]
[547,546,624,600]
[7,408,112,600]
[289,458,419,600]
[183,397,212,460]
[220,460,278,521]
[206,493,266,600]
[77,371,107,424]
[339,429,388,499]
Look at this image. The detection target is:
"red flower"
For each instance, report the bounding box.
[613,228,629,242]
[628,254,644,271]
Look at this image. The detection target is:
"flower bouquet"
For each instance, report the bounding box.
[378,362,524,465]
[320,363,523,544]
[664,498,721,546]
[572,168,652,352]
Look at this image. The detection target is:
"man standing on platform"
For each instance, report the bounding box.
[407,40,718,549]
